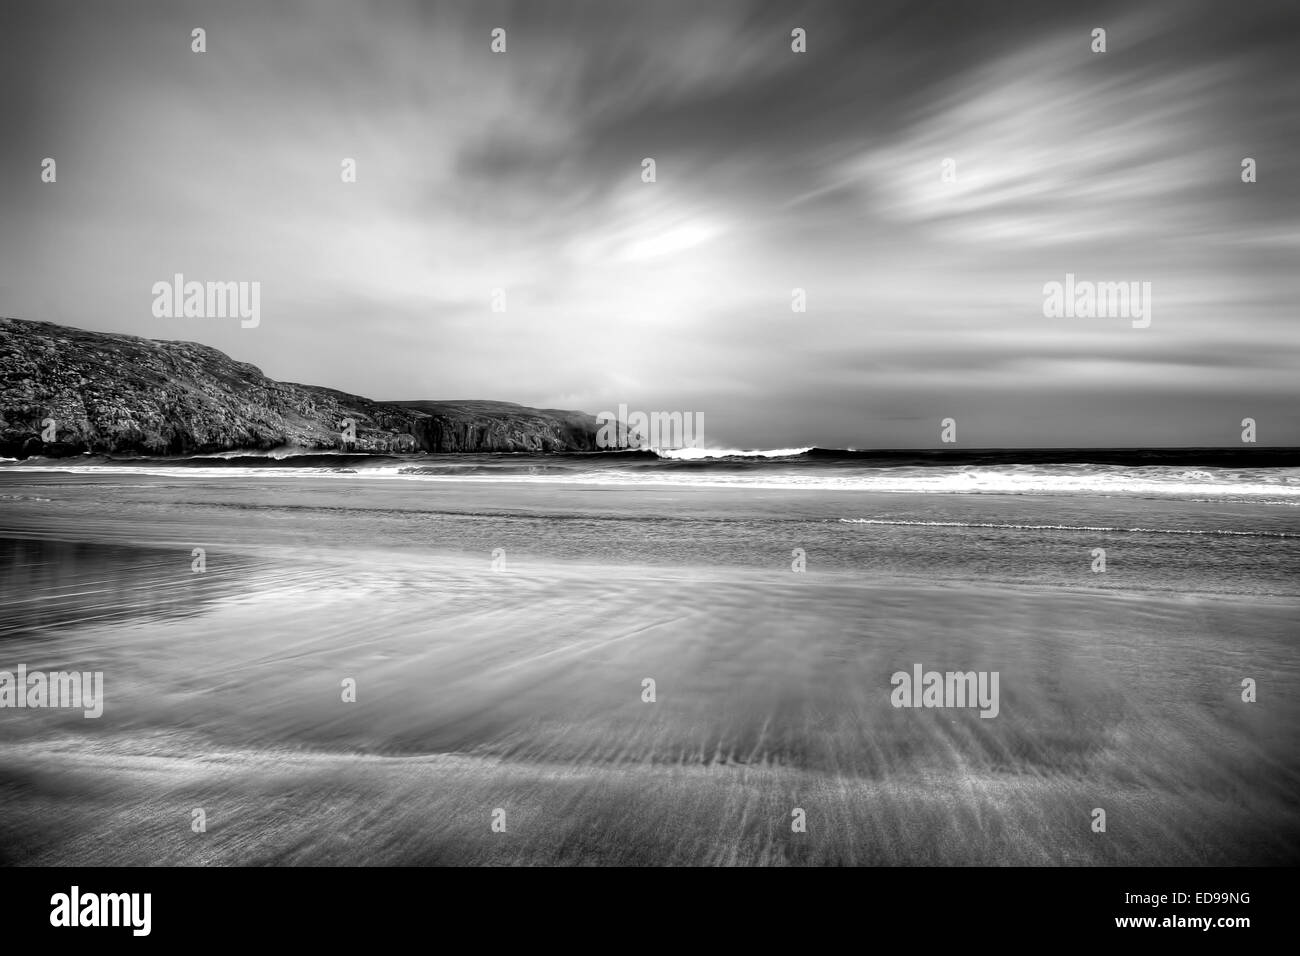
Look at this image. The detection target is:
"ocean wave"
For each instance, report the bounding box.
[5,446,1298,470]
[838,518,1298,538]
[653,446,814,460]
[189,448,323,460]
[4,448,1300,501]
[6,463,1299,501]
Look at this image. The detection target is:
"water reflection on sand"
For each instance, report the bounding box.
[1,472,1298,865]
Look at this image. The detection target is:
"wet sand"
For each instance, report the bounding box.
[1,474,1298,865]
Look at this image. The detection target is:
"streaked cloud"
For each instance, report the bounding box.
[0,0,1296,446]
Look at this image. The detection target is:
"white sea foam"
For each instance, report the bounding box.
[653,446,814,459]
[4,461,1299,500]
[838,518,1298,537]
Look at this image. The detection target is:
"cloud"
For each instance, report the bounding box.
[1,0,1297,445]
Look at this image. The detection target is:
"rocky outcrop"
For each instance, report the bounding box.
[401,401,603,453]
[0,317,610,458]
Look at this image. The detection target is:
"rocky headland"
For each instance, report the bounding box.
[0,317,611,458]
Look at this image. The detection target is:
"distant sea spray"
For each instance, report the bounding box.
[595,404,704,450]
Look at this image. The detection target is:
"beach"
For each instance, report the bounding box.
[1,468,1298,865]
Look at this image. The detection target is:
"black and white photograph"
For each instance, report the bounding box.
[1,0,1296,934]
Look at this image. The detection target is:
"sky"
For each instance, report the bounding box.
[1,0,1298,448]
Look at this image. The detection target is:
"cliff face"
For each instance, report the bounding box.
[400,400,603,453]
[0,317,606,458]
